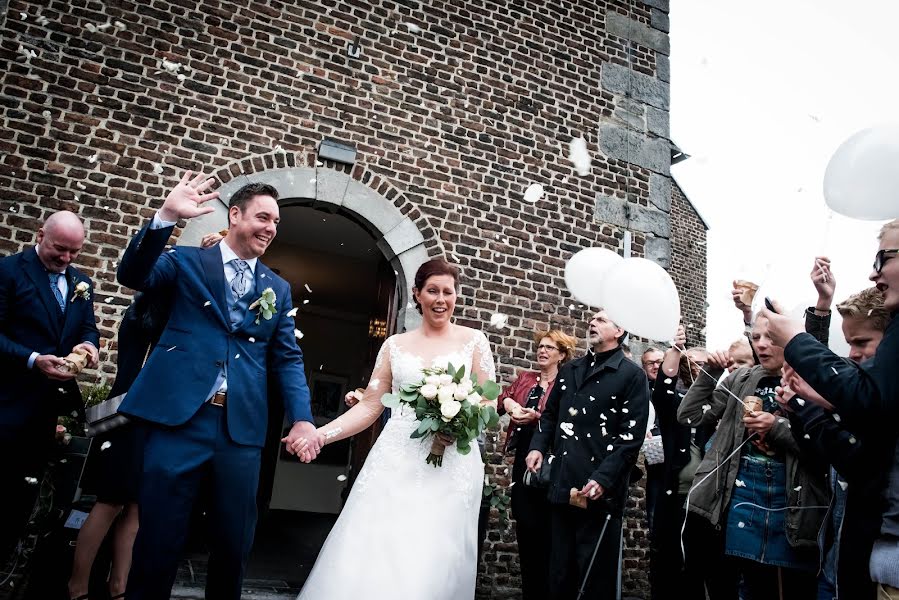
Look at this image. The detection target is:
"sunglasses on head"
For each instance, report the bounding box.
[874,249,899,274]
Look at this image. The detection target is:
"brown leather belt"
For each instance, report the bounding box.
[210,392,226,407]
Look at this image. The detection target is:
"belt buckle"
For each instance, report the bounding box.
[210,392,226,407]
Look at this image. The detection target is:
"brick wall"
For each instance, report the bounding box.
[0,0,692,597]
[669,180,708,348]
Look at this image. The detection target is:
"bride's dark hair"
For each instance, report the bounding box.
[412,258,460,314]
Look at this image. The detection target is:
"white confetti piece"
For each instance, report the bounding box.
[203,301,211,307]
[586,433,591,438]
[601,426,607,436]
[114,20,126,31]
[489,313,508,330]
[833,413,841,423]
[796,398,805,406]
[88,154,98,164]
[304,284,312,293]
[24,477,38,485]
[831,367,838,375]
[803,433,811,440]
[599,413,607,420]
[234,353,240,359]
[667,390,675,395]
[166,346,177,352]
[628,420,636,427]
[105,297,113,303]
[582,408,587,415]
[735,479,746,488]
[36,15,49,26]
[666,490,673,495]
[404,22,422,33]
[837,480,848,491]
[701,403,711,413]
[294,329,304,340]
[560,422,574,436]
[738,522,745,529]
[567,407,578,416]
[619,432,634,441]
[607,444,614,451]
[794,485,802,491]
[77,182,86,190]
[611,396,616,400]
[287,307,298,317]
[85,23,97,33]
[568,136,592,176]
[523,183,544,203]
[848,436,857,444]
[610,408,617,413]
[248,337,255,343]
[337,474,347,482]
[589,396,595,402]
[153,163,164,174]
[100,441,112,450]
[622,408,629,413]
[561,385,567,390]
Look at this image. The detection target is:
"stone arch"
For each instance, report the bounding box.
[180,152,441,331]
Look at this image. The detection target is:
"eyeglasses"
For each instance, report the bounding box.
[873,249,899,274]
[537,344,561,352]
[642,359,663,367]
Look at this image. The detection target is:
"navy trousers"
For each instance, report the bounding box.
[126,403,261,600]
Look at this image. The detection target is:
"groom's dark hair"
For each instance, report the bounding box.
[230,182,279,212]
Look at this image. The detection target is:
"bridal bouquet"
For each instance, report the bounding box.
[381,363,500,467]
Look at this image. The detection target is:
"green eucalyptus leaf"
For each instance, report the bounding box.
[454,364,466,383]
[381,393,401,409]
[479,380,500,401]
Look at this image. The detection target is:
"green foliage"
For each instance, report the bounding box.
[83,382,111,408]
[253,287,277,324]
[482,478,512,527]
[379,361,504,467]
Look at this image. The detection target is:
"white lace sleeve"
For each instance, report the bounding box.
[321,337,392,443]
[471,330,496,383]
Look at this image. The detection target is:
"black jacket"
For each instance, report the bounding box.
[530,347,650,513]
[651,374,713,493]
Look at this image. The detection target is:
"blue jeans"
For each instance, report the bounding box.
[725,454,816,571]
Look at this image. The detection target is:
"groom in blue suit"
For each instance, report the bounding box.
[118,173,324,600]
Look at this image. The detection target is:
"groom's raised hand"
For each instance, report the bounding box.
[282,420,325,464]
[158,171,219,223]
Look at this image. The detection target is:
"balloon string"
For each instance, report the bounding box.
[672,345,751,411]
[731,502,829,513]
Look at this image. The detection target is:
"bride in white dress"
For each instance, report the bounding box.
[294,258,496,600]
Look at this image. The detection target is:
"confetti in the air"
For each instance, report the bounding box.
[664,378,672,384]
[701,404,711,413]
[337,474,347,482]
[100,441,112,450]
[849,436,857,444]
[607,444,614,451]
[833,414,841,423]
[234,353,240,359]
[666,490,673,495]
[560,422,574,436]
[166,346,177,352]
[567,407,578,416]
[619,433,634,441]
[568,136,592,176]
[738,522,745,529]
[203,301,211,307]
[796,398,805,406]
[295,329,304,340]
[304,284,312,293]
[794,485,802,491]
[735,479,746,488]
[489,313,508,330]
[404,22,422,34]
[523,183,544,203]
[837,480,848,491]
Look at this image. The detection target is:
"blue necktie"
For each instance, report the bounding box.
[48,272,65,312]
[230,259,250,298]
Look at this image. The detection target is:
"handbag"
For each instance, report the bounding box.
[642,434,665,465]
[522,456,553,488]
[85,393,130,437]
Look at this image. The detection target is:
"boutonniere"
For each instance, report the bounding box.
[248,287,276,324]
[72,281,90,302]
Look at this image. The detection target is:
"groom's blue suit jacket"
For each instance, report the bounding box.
[117,222,313,447]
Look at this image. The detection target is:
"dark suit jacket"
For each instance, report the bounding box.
[0,247,100,427]
[530,348,650,512]
[117,222,313,447]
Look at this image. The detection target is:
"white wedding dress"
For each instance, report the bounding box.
[297,328,496,600]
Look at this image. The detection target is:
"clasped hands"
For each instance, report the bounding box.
[36,342,100,381]
[281,421,326,464]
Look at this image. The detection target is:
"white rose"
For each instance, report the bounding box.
[420,384,438,400]
[438,374,454,386]
[75,282,89,293]
[437,384,456,404]
[453,385,469,401]
[457,379,473,395]
[424,375,441,387]
[466,392,481,404]
[440,400,462,422]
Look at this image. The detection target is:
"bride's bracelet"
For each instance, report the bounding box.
[324,427,343,441]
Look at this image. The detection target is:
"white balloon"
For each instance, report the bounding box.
[823,125,899,220]
[564,248,623,307]
[598,258,681,341]
[523,183,544,203]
